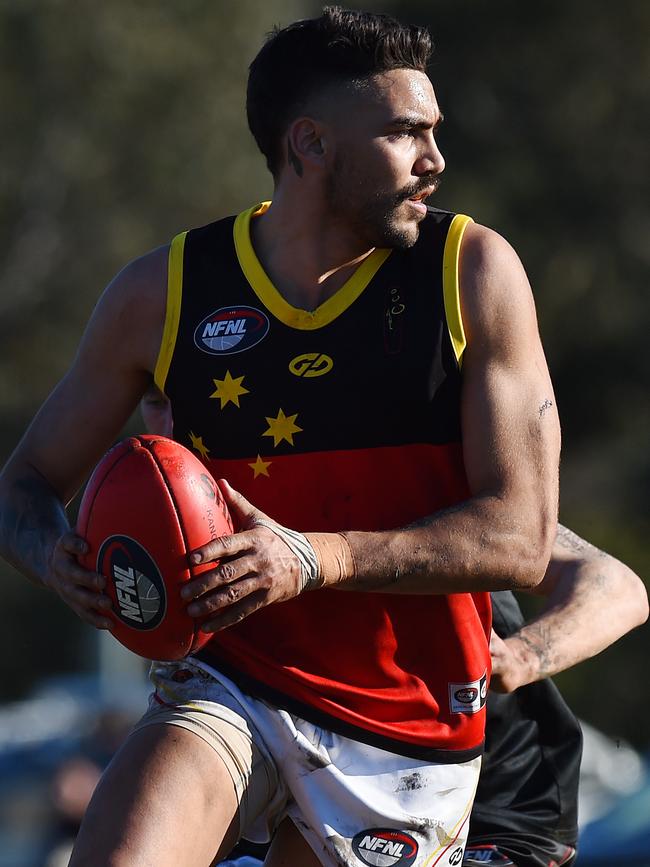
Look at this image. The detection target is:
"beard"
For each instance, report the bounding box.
[325,153,440,250]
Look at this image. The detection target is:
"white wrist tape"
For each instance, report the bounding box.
[252,518,321,593]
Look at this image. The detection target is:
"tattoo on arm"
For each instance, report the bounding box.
[287,140,303,178]
[538,398,553,418]
[0,475,69,586]
[555,523,606,557]
[516,622,556,679]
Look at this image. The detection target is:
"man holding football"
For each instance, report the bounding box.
[0,7,583,866]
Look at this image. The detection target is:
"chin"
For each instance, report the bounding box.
[377,219,420,250]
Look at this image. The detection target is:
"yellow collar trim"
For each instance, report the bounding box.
[233,202,391,331]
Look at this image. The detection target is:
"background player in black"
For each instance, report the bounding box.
[137,388,648,867]
[465,525,648,867]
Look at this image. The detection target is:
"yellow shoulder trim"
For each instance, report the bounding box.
[234,202,391,331]
[154,231,187,393]
[442,214,473,366]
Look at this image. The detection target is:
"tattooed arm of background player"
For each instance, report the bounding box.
[489,524,649,692]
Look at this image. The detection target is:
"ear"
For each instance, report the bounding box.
[287,117,327,169]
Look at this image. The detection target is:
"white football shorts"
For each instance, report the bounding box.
[134,658,481,867]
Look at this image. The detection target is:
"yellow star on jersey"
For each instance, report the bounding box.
[249,454,271,479]
[209,371,249,409]
[189,431,210,459]
[263,408,303,447]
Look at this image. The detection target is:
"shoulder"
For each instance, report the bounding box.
[460,223,532,303]
[460,221,519,262]
[80,244,170,375]
[104,244,169,315]
[458,222,539,347]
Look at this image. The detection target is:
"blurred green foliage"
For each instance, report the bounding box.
[0,1,648,747]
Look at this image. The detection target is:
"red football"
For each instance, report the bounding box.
[76,435,233,660]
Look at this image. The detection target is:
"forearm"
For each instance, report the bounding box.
[307,492,555,594]
[0,465,70,587]
[498,552,649,689]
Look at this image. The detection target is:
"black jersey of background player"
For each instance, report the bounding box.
[468,591,583,849]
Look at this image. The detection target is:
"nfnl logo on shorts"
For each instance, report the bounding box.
[97,535,166,630]
[448,672,488,714]
[351,829,418,867]
[194,306,269,355]
[463,844,514,864]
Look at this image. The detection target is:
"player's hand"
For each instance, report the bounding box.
[47,530,114,629]
[181,480,304,632]
[489,629,536,693]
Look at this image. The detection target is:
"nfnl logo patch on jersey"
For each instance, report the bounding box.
[448,672,487,714]
[194,306,269,355]
[97,535,166,630]
[351,829,418,867]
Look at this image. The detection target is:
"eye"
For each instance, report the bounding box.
[389,129,415,141]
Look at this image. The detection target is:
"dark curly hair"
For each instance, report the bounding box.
[247,6,433,176]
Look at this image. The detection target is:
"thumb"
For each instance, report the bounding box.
[489,628,504,653]
[217,478,270,529]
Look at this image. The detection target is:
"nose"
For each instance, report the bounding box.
[414,131,445,177]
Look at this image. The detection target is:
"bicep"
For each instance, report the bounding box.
[11,359,148,503]
[458,225,560,519]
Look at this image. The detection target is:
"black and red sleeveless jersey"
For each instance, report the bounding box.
[155,202,491,761]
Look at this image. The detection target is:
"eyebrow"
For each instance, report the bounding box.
[388,111,445,131]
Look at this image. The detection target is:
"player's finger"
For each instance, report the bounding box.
[61,581,113,613]
[489,629,505,653]
[199,587,267,632]
[189,527,267,566]
[184,557,257,608]
[78,609,114,630]
[188,575,260,618]
[60,531,89,557]
[52,551,106,590]
[62,592,114,630]
[58,561,106,590]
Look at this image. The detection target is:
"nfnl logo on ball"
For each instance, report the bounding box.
[194,306,269,355]
[351,829,418,867]
[97,535,166,630]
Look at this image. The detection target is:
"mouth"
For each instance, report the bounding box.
[410,188,435,202]
[405,190,432,214]
[403,184,438,214]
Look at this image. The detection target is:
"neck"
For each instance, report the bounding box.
[250,189,376,311]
